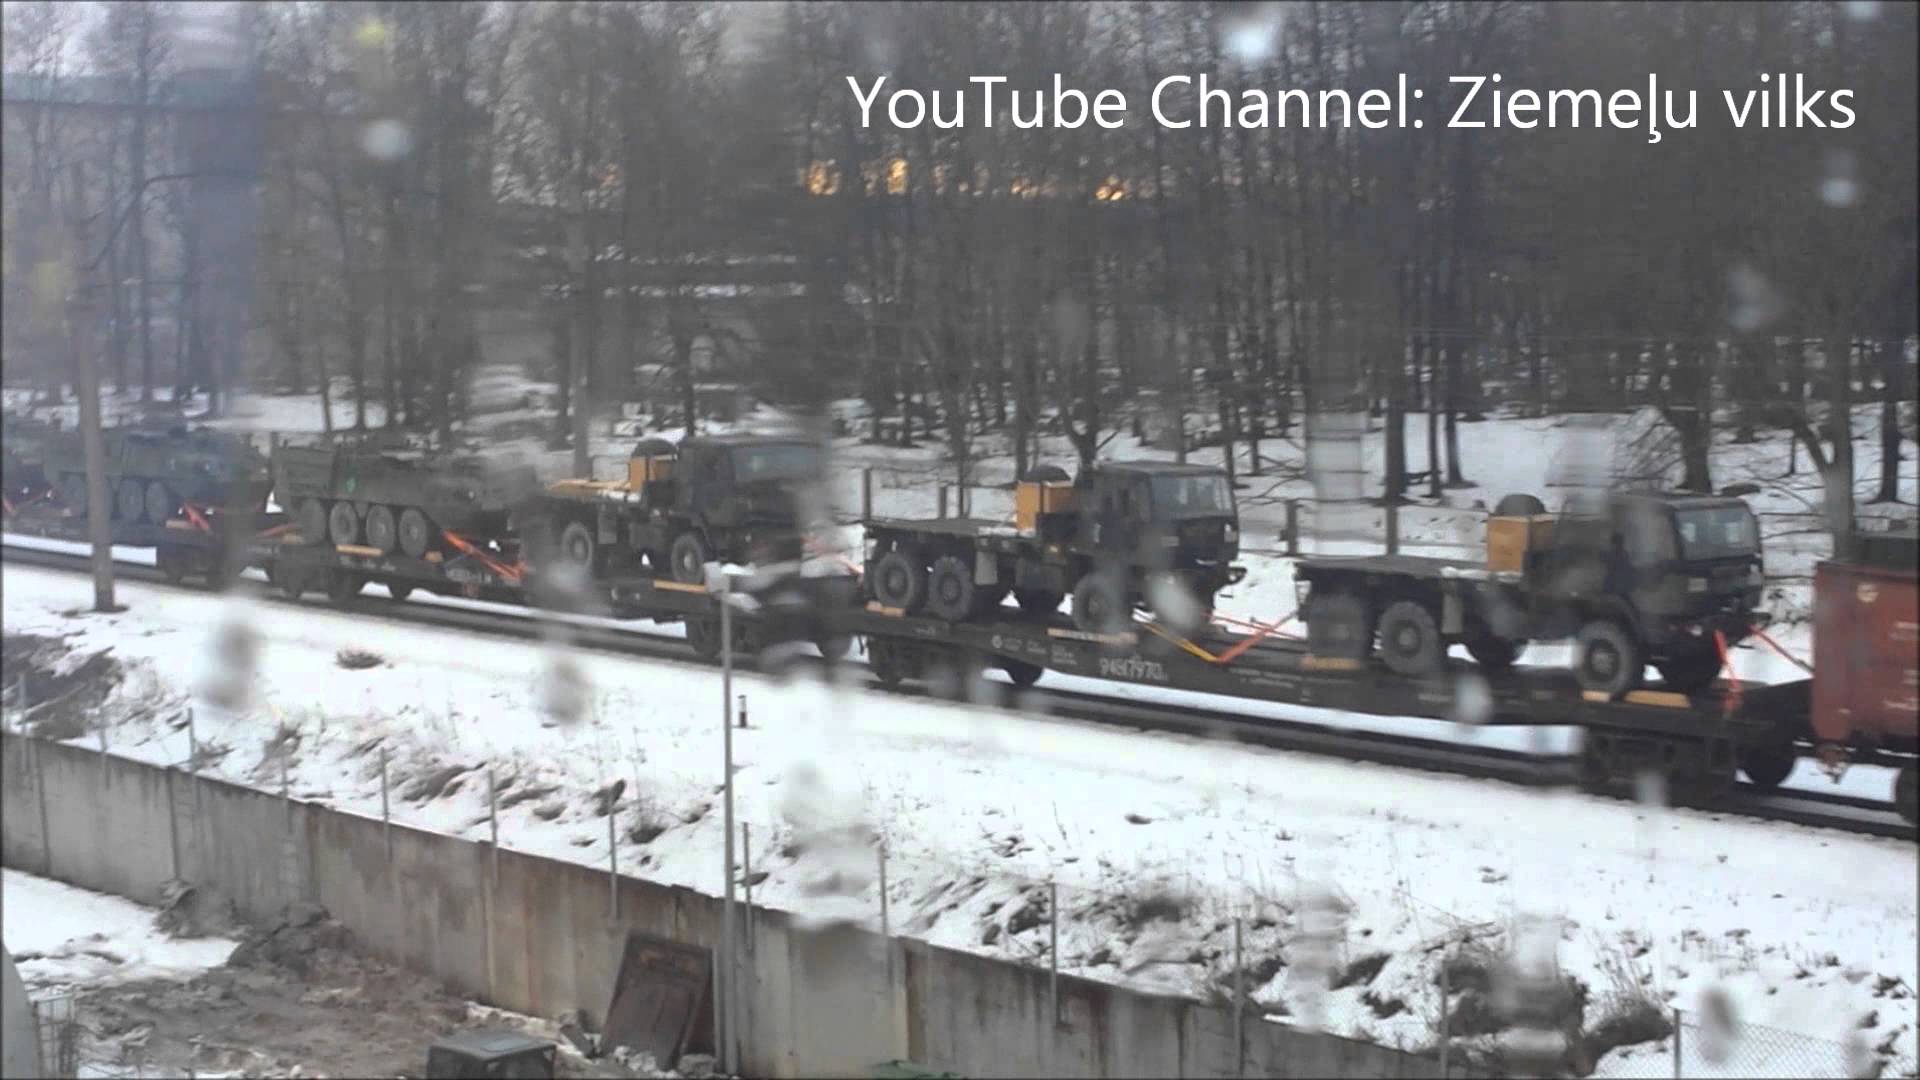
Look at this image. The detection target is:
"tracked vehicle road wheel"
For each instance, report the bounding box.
[364,505,398,554]
[926,555,978,622]
[398,508,433,559]
[144,481,177,525]
[327,501,360,546]
[670,531,712,584]
[116,479,145,522]
[868,550,927,611]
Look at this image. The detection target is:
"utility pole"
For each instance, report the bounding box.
[69,287,118,612]
[568,210,591,479]
[719,572,738,1076]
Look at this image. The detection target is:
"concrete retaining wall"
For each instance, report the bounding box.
[1,733,1471,1078]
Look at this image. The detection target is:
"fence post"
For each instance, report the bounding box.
[1049,880,1060,1027]
[1285,500,1300,557]
[937,485,949,520]
[379,748,391,861]
[281,758,291,830]
[1439,955,1451,1077]
[1385,500,1400,555]
[488,768,499,886]
[97,724,108,786]
[1233,916,1245,1078]
[878,840,892,989]
[1672,1007,1682,1079]
[738,694,747,730]
[861,467,873,521]
[186,707,196,769]
[608,802,619,920]
[742,823,753,955]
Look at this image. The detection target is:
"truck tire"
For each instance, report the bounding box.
[1377,600,1444,677]
[558,520,597,568]
[1072,573,1129,633]
[116,479,145,522]
[364,505,398,554]
[327,501,360,546]
[670,531,711,584]
[1465,634,1525,671]
[1494,493,1547,517]
[398,507,434,558]
[1574,619,1644,696]
[1654,646,1724,695]
[144,481,177,524]
[925,555,978,622]
[1736,740,1796,790]
[868,550,927,611]
[1014,588,1063,616]
[1305,591,1373,660]
[296,499,329,544]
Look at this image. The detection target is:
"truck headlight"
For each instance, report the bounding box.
[1687,577,1708,593]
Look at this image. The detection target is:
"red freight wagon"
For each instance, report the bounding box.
[1811,524,1918,822]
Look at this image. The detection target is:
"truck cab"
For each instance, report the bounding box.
[1074,461,1242,577]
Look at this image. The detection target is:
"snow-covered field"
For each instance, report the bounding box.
[4,563,1914,1076]
[3,869,237,995]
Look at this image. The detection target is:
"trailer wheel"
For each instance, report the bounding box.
[1654,646,1724,696]
[1465,634,1525,671]
[1378,600,1445,677]
[1736,740,1796,790]
[1897,764,1918,826]
[1014,588,1063,617]
[558,520,597,568]
[327,501,361,546]
[1305,591,1374,660]
[1002,659,1043,688]
[1574,619,1644,697]
[868,550,927,611]
[296,499,329,544]
[397,508,434,559]
[670,531,712,584]
[116,479,145,522]
[323,569,364,606]
[144,481,177,525]
[1071,573,1129,633]
[364,505,399,554]
[926,555,978,622]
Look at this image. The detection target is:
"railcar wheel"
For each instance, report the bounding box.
[1304,591,1374,660]
[1574,619,1644,697]
[364,505,399,555]
[278,566,308,600]
[296,499,329,544]
[1002,659,1043,688]
[327,501,361,546]
[156,545,188,584]
[1014,588,1062,617]
[868,550,927,611]
[387,582,415,602]
[1736,740,1796,790]
[868,640,907,688]
[1071,573,1129,634]
[1655,646,1724,696]
[816,634,851,662]
[1465,634,1525,671]
[1896,764,1917,826]
[323,569,364,606]
[925,555,978,622]
[203,550,236,591]
[1377,600,1444,677]
[116,479,145,522]
[397,508,434,559]
[144,481,177,525]
[669,531,711,584]
[686,617,722,660]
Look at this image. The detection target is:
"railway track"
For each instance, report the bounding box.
[4,538,1913,842]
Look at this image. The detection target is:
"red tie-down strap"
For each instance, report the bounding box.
[1714,629,1742,716]
[441,529,525,586]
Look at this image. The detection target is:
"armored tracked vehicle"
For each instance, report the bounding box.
[273,442,540,557]
[42,423,272,522]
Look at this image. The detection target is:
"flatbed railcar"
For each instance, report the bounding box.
[842,601,1813,802]
[3,498,290,589]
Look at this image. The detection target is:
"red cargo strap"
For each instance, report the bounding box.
[1750,627,1814,675]
[182,503,213,533]
[1713,629,1741,716]
[442,530,524,585]
[1,495,12,516]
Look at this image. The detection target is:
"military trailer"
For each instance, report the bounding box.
[273,442,540,557]
[519,433,828,583]
[42,423,272,523]
[1,413,59,503]
[862,459,1247,633]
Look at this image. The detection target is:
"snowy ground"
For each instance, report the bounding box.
[1,867,661,1079]
[4,563,1914,1077]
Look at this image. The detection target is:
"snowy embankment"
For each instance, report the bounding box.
[3,564,1914,1075]
[2,868,236,994]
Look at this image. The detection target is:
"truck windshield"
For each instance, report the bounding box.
[1150,474,1233,519]
[730,444,822,483]
[1674,506,1759,560]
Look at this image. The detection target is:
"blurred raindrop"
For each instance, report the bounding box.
[198,601,260,714]
[1843,0,1882,19]
[1694,985,1739,1064]
[1289,882,1349,1030]
[1222,7,1282,65]
[1452,671,1493,728]
[540,649,590,727]
[362,118,414,162]
[1144,572,1206,637]
[353,16,391,50]
[1727,264,1785,334]
[1820,149,1860,208]
[1634,767,1668,809]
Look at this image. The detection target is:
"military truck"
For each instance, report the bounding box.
[273,442,540,557]
[43,423,272,523]
[519,433,827,582]
[1293,491,1769,695]
[862,460,1247,633]
[1,413,59,502]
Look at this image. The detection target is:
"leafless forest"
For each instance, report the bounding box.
[4,2,1915,512]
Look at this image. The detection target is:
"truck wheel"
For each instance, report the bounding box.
[925,555,978,622]
[1072,573,1129,633]
[1014,588,1063,617]
[1304,591,1373,660]
[144,480,177,524]
[1002,659,1043,688]
[116,478,145,522]
[398,508,434,558]
[1897,764,1917,826]
[1574,619,1644,697]
[1655,646,1724,695]
[1736,740,1796,789]
[364,505,399,554]
[1377,600,1444,677]
[327,501,360,546]
[868,550,927,611]
[296,499,329,544]
[670,532,711,584]
[558,521,597,568]
[1465,635,1525,671]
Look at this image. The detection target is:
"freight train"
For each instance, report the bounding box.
[2,417,1913,824]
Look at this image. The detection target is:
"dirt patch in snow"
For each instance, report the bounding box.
[2,632,125,740]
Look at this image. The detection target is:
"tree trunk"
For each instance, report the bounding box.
[1873,337,1905,503]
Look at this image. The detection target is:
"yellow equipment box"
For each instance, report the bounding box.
[1014,480,1076,532]
[1487,514,1555,573]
